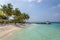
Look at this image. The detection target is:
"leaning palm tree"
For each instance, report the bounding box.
[21,13,29,20]
[13,8,21,16]
[0,3,30,24]
[0,10,8,24]
[1,3,13,23]
[7,3,13,16]
[1,3,13,16]
[13,13,29,23]
[12,8,21,23]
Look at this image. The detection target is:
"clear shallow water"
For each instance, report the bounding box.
[6,23,60,40]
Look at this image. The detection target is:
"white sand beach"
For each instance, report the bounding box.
[0,24,22,40]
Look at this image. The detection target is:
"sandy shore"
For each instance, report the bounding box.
[0,24,22,40]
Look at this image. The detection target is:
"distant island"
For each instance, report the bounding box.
[26,22,60,24]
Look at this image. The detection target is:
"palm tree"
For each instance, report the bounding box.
[7,3,13,16]
[0,10,3,19]
[13,8,21,16]
[21,13,29,20]
[1,3,13,16]
[16,13,29,23]
[0,3,30,24]
[0,3,13,24]
[0,10,8,24]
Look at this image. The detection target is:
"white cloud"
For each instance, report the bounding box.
[57,4,60,7]
[51,4,60,9]
[53,13,60,18]
[0,0,5,4]
[0,0,43,4]
[28,0,35,2]
[0,0,10,5]
[37,0,43,3]
[28,0,43,3]
[51,6,56,9]
[11,0,43,3]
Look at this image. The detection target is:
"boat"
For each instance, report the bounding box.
[35,21,51,24]
[45,21,51,24]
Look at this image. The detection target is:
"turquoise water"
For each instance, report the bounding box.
[6,23,60,40]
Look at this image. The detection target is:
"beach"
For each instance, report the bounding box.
[0,24,23,40]
[3,23,60,40]
[0,23,60,40]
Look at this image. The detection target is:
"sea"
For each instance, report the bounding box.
[6,22,60,40]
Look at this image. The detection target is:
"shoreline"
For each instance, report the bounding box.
[0,24,22,40]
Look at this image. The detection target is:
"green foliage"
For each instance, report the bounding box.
[0,10,3,19]
[0,20,4,24]
[1,3,13,16]
[13,8,21,16]
[0,3,30,23]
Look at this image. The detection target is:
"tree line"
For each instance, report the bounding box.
[0,3,29,24]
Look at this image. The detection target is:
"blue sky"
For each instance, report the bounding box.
[0,0,60,22]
